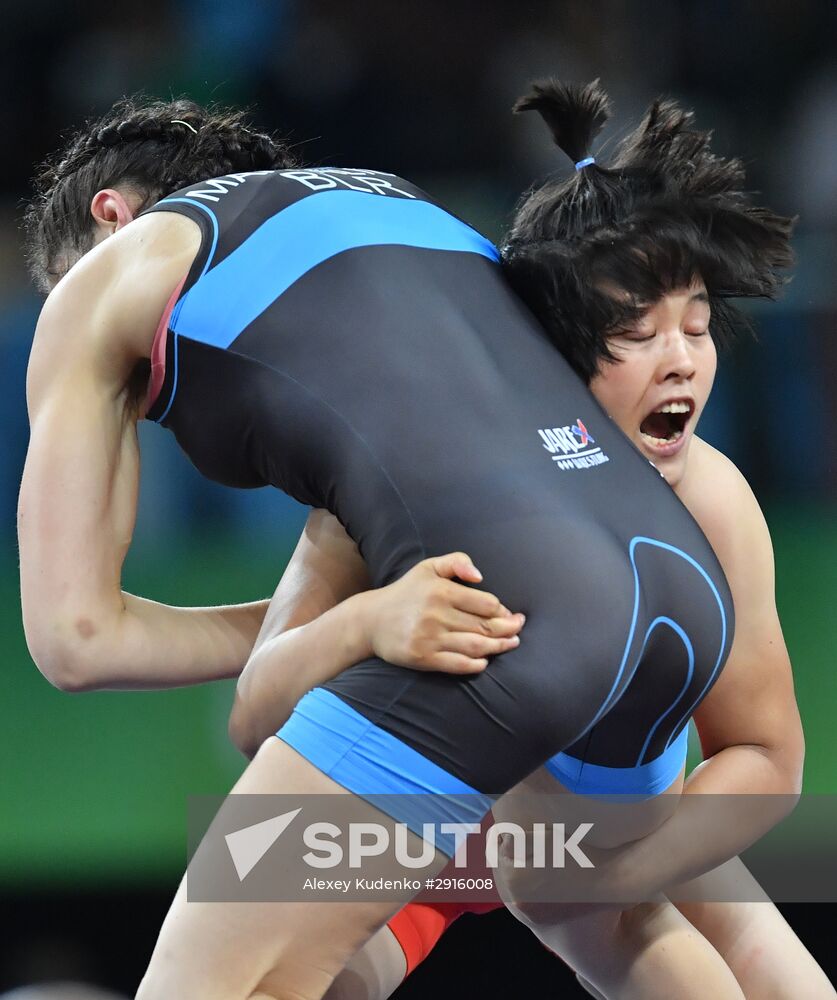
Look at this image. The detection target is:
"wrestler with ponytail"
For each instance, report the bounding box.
[18,83,830,999]
[289,81,832,1000]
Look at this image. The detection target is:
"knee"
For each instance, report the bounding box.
[492,835,578,928]
[496,870,552,928]
[492,848,538,925]
[495,859,617,935]
[492,840,564,929]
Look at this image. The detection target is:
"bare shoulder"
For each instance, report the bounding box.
[682,450,801,767]
[32,211,201,374]
[677,436,774,586]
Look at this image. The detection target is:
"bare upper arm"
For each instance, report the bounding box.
[19,211,201,678]
[681,441,803,764]
[27,210,200,417]
[253,509,372,646]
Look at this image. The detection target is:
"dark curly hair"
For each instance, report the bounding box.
[502,80,795,382]
[24,95,297,292]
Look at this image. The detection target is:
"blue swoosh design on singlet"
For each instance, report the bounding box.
[585,536,728,746]
[634,617,695,762]
[547,536,728,796]
[166,190,500,350]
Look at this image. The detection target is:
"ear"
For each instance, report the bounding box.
[89,188,138,236]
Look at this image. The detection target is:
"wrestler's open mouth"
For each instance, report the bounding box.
[639,399,694,447]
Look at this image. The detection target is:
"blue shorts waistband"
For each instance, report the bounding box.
[545,725,689,799]
[276,688,494,855]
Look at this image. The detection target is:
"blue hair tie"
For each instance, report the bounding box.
[575,156,596,171]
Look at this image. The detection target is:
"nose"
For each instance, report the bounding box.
[657,331,696,383]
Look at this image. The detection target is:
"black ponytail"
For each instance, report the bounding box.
[513,79,611,168]
[503,80,794,382]
[24,95,298,292]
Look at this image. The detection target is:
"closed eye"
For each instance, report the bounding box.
[620,332,655,343]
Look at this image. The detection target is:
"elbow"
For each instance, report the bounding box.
[51,669,97,694]
[229,690,292,760]
[776,772,802,828]
[227,708,249,757]
[775,766,802,820]
[777,715,806,800]
[23,619,102,693]
[785,728,806,801]
[787,762,804,803]
[764,727,805,811]
[30,646,99,693]
[228,696,259,760]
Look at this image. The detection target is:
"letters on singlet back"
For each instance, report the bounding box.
[184,168,416,204]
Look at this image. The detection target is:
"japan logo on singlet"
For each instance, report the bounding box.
[537,418,610,471]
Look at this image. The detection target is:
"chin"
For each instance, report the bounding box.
[659,464,682,487]
[634,439,688,488]
[657,453,688,488]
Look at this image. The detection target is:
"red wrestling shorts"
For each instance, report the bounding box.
[387,899,504,975]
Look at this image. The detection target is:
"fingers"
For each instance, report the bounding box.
[444,608,526,638]
[422,629,521,674]
[442,630,521,660]
[425,651,489,675]
[443,581,524,624]
[425,554,527,624]
[435,577,501,616]
[428,551,483,584]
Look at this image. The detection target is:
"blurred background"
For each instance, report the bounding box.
[0,0,834,995]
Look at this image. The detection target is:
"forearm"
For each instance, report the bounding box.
[27,593,270,692]
[229,591,374,757]
[616,744,801,897]
[93,594,272,690]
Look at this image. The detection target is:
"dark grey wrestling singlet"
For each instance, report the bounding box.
[144,167,733,802]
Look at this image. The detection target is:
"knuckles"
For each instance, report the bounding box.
[464,637,485,657]
[404,639,426,662]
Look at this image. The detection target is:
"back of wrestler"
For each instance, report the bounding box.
[145,166,732,795]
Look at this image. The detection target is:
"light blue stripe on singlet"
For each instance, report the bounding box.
[169,190,501,349]
[575,537,728,747]
[545,724,689,799]
[277,687,493,856]
[635,618,694,765]
[549,536,726,797]
[159,196,221,275]
[152,197,220,424]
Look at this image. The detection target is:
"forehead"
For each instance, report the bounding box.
[644,283,709,312]
[614,284,710,326]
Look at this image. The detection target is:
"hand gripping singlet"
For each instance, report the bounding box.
[145,168,733,839]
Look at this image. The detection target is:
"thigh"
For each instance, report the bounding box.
[138,738,447,1000]
[670,859,835,998]
[498,892,745,1000]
